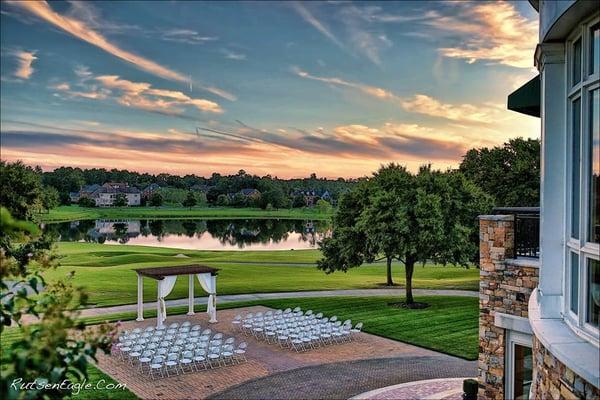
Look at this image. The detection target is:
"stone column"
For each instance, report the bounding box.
[478,214,514,400]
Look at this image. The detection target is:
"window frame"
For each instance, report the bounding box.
[564,15,600,342]
[505,330,533,400]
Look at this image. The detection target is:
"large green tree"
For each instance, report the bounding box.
[459,137,540,207]
[318,164,491,305]
[0,207,113,399]
[0,161,43,220]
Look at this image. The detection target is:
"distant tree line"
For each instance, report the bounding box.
[40,167,357,208]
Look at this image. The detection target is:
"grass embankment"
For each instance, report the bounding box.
[38,205,333,223]
[44,242,479,307]
[83,296,479,360]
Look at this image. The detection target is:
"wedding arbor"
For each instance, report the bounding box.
[134,265,219,327]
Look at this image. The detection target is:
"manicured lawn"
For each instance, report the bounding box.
[0,328,136,400]
[38,205,333,223]
[44,243,480,307]
[80,296,479,360]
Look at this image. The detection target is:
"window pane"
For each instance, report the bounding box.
[572,98,581,239]
[514,344,533,400]
[591,24,599,75]
[588,259,599,327]
[571,252,579,314]
[590,89,599,243]
[574,38,582,85]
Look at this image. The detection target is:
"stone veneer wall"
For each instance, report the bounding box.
[478,215,539,400]
[532,336,599,400]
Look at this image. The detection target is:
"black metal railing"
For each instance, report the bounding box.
[493,207,540,258]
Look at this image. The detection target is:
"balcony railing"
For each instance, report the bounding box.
[493,207,540,259]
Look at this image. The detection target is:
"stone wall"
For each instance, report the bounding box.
[478,215,539,400]
[532,336,599,400]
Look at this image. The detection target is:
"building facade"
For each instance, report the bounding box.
[92,183,141,207]
[479,1,599,399]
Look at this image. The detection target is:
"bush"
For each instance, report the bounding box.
[78,197,96,208]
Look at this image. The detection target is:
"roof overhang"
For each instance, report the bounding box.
[135,264,219,280]
[507,75,540,118]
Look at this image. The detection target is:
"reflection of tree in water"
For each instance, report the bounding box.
[42,220,96,242]
[112,222,129,244]
[205,219,330,249]
[148,220,165,241]
[45,218,331,248]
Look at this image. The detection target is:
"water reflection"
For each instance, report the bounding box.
[44,219,331,250]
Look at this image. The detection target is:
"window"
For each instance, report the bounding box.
[590,89,599,243]
[574,38,582,85]
[588,259,599,327]
[506,331,533,400]
[566,18,600,340]
[571,252,579,314]
[513,345,533,400]
[590,24,599,75]
[571,97,581,239]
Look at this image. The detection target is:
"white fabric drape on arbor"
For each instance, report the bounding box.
[196,273,217,322]
[158,276,178,323]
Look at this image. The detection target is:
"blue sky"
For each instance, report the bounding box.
[0,1,539,177]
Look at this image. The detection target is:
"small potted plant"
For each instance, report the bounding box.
[463,378,478,400]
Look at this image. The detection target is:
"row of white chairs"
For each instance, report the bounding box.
[231,308,363,351]
[113,322,248,378]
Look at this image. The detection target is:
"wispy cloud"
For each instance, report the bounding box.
[49,81,110,100]
[161,29,218,45]
[427,2,537,68]
[4,1,236,100]
[49,70,224,114]
[337,5,392,66]
[222,49,247,61]
[94,75,224,114]
[292,67,397,100]
[290,2,344,49]
[400,95,503,124]
[12,50,37,80]
[294,67,504,124]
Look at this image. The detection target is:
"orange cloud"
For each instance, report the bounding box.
[12,50,37,79]
[95,75,223,114]
[400,94,503,124]
[429,2,537,68]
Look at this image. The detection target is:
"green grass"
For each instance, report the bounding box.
[38,205,333,223]
[45,242,479,307]
[1,328,136,399]
[80,296,479,360]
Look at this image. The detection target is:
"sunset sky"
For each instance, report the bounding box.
[0,1,540,178]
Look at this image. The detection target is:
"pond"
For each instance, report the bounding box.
[44,219,331,250]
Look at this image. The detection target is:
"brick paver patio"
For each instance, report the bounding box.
[95,306,476,399]
[351,377,469,400]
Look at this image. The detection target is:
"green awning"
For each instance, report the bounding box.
[507,75,540,118]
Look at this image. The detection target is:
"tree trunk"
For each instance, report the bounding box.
[405,258,415,304]
[386,256,394,286]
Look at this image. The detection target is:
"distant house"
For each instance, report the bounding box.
[292,189,332,207]
[91,182,141,207]
[238,188,261,199]
[191,184,211,193]
[69,192,80,203]
[141,183,161,200]
[70,184,101,203]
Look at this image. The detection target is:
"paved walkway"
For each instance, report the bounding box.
[96,306,476,400]
[351,377,470,400]
[209,358,475,400]
[79,288,477,318]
